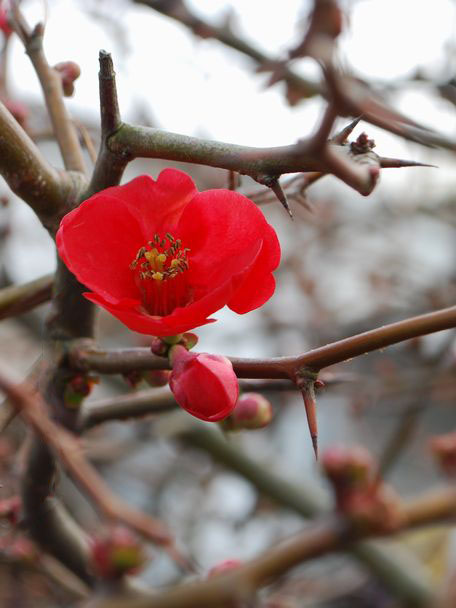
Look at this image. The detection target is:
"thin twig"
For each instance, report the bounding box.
[0,273,53,320]
[10,6,86,173]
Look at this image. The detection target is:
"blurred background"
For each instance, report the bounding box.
[0,0,455,606]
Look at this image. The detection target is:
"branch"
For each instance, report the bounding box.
[0,101,77,231]
[90,436,453,608]
[11,8,86,173]
[0,369,195,569]
[71,306,456,378]
[87,50,127,196]
[0,273,53,320]
[80,377,328,430]
[135,0,455,152]
[108,123,385,196]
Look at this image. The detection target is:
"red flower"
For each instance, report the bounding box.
[57,169,280,336]
[169,345,239,421]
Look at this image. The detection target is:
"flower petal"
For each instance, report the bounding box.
[57,195,143,303]
[178,189,272,289]
[97,169,197,235]
[228,223,281,313]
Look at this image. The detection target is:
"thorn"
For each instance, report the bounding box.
[311,434,318,460]
[299,379,319,460]
[331,116,362,144]
[269,178,293,219]
[378,156,438,169]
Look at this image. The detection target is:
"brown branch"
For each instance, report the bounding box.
[108,121,422,197]
[72,306,456,378]
[87,50,127,197]
[0,369,195,566]
[10,7,86,173]
[135,0,455,153]
[0,273,53,320]
[0,101,78,231]
[88,468,454,607]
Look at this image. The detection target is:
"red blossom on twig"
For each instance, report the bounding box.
[169,344,239,421]
[57,169,280,336]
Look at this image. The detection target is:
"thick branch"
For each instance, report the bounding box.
[0,101,77,230]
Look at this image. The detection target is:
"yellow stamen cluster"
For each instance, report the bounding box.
[130,233,189,281]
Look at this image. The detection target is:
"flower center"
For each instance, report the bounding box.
[130,233,192,316]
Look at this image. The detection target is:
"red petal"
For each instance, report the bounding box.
[178,189,272,289]
[57,195,143,303]
[98,169,197,235]
[84,292,217,336]
[228,223,280,313]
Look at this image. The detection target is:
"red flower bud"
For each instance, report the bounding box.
[222,392,273,431]
[54,61,81,97]
[91,526,145,579]
[169,345,238,421]
[208,559,242,578]
[143,369,170,387]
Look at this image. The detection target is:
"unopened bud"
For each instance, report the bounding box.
[169,345,238,422]
[54,61,81,97]
[221,393,273,431]
[91,526,145,579]
[122,370,143,389]
[151,336,169,357]
[64,374,98,409]
[181,332,198,350]
[342,484,403,533]
[322,445,373,490]
[143,369,170,387]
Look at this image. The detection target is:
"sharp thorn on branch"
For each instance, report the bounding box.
[296,374,319,460]
[268,178,293,219]
[378,156,438,169]
[331,116,363,144]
